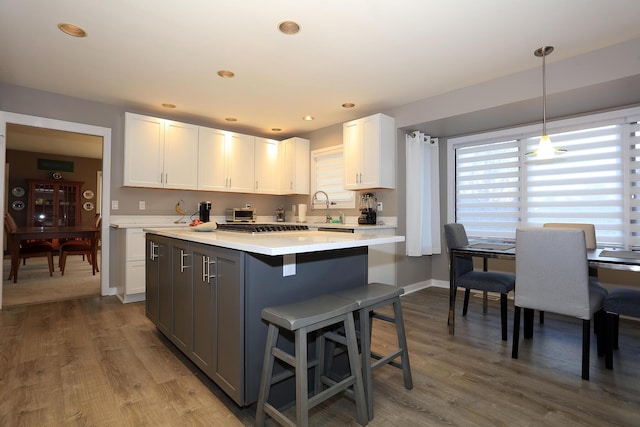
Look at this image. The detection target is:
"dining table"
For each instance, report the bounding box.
[8,225,100,280]
[448,241,640,335]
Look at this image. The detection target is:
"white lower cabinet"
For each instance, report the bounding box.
[112,226,147,303]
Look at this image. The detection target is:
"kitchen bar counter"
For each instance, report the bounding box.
[143,227,404,256]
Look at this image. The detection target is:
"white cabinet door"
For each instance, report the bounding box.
[254,137,281,194]
[198,127,228,191]
[343,119,363,189]
[227,133,255,193]
[164,121,199,190]
[343,113,396,190]
[124,113,165,188]
[281,137,310,194]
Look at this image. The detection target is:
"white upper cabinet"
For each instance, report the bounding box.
[198,127,255,193]
[343,113,396,190]
[227,132,255,193]
[197,127,228,191]
[254,137,281,194]
[124,113,198,189]
[281,137,310,195]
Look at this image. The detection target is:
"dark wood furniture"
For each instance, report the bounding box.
[26,179,83,227]
[7,226,99,282]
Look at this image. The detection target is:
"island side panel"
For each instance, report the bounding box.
[244,246,368,406]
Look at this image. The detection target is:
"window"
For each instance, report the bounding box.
[310,145,355,209]
[448,106,640,248]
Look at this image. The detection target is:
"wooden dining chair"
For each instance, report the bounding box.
[512,227,604,380]
[58,215,101,276]
[4,212,54,283]
[444,223,516,341]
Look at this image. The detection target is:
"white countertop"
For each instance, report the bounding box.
[144,227,404,256]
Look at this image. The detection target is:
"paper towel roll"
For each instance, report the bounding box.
[298,204,307,222]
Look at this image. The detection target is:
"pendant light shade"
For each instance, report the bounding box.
[526,46,567,159]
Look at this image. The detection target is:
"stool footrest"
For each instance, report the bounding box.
[272,347,296,367]
[371,349,403,371]
[309,375,357,409]
[264,403,296,427]
[372,312,396,323]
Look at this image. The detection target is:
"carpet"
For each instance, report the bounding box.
[2,252,101,308]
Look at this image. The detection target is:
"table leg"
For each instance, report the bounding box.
[449,256,456,335]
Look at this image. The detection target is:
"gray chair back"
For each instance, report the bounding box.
[444,223,473,277]
[515,227,593,320]
[543,223,596,250]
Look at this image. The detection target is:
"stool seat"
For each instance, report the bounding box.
[262,294,358,331]
[256,293,368,427]
[332,283,413,421]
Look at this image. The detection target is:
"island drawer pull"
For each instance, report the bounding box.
[202,256,217,283]
[149,242,159,260]
[180,250,190,272]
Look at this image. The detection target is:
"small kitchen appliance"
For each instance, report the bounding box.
[358,192,377,225]
[226,207,257,222]
[276,206,285,222]
[199,201,212,223]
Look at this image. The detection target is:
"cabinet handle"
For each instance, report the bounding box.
[359,172,363,183]
[290,181,293,190]
[165,172,168,184]
[201,256,217,283]
[256,180,259,189]
[160,173,164,184]
[180,250,190,273]
[149,242,159,260]
[355,172,359,183]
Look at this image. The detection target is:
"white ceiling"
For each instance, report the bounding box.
[2,0,640,138]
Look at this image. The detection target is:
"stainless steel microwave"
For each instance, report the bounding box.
[226,207,256,222]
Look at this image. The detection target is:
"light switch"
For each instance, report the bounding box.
[112,200,119,210]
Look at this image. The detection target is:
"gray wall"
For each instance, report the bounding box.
[2,37,640,288]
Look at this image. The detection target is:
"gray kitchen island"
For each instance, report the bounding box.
[143,226,404,408]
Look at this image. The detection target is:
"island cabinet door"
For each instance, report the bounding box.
[171,239,193,354]
[191,242,244,405]
[146,235,171,329]
[191,244,215,376]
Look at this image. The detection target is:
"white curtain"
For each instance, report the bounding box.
[405,132,441,256]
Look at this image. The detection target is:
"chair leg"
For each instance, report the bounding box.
[462,288,470,316]
[500,293,508,341]
[524,308,534,339]
[582,319,590,380]
[605,312,615,370]
[512,306,521,359]
[295,327,309,427]
[60,252,67,276]
[360,307,374,421]
[613,313,620,349]
[47,252,54,276]
[595,309,604,357]
[392,298,413,391]
[539,311,544,325]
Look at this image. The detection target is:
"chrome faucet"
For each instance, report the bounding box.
[311,190,331,223]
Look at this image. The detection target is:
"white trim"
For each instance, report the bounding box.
[0,111,114,308]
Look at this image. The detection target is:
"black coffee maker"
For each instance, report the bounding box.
[199,201,212,222]
[358,192,377,225]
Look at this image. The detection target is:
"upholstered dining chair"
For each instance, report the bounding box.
[603,288,640,370]
[59,215,101,275]
[512,227,604,380]
[542,223,608,325]
[4,212,54,283]
[444,223,516,341]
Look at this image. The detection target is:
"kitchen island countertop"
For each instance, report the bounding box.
[143,227,404,256]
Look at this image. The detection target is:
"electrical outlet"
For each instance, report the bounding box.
[111,200,119,210]
[139,201,146,210]
[377,201,383,211]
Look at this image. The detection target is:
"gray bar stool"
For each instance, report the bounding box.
[331,283,413,421]
[255,293,368,427]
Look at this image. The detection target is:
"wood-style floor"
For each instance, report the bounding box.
[1,287,639,426]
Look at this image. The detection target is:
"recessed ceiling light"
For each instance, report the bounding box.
[342,103,355,108]
[161,103,176,109]
[58,23,87,37]
[302,116,314,121]
[271,128,282,132]
[217,70,235,78]
[225,117,238,122]
[278,20,301,35]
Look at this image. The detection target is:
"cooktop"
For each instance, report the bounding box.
[216,223,310,233]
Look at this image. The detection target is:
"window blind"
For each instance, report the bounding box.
[449,106,640,248]
[310,146,355,209]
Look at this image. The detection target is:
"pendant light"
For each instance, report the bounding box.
[526,46,567,159]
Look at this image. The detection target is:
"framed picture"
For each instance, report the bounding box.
[83,201,95,211]
[11,200,25,211]
[83,190,94,199]
[11,187,25,197]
